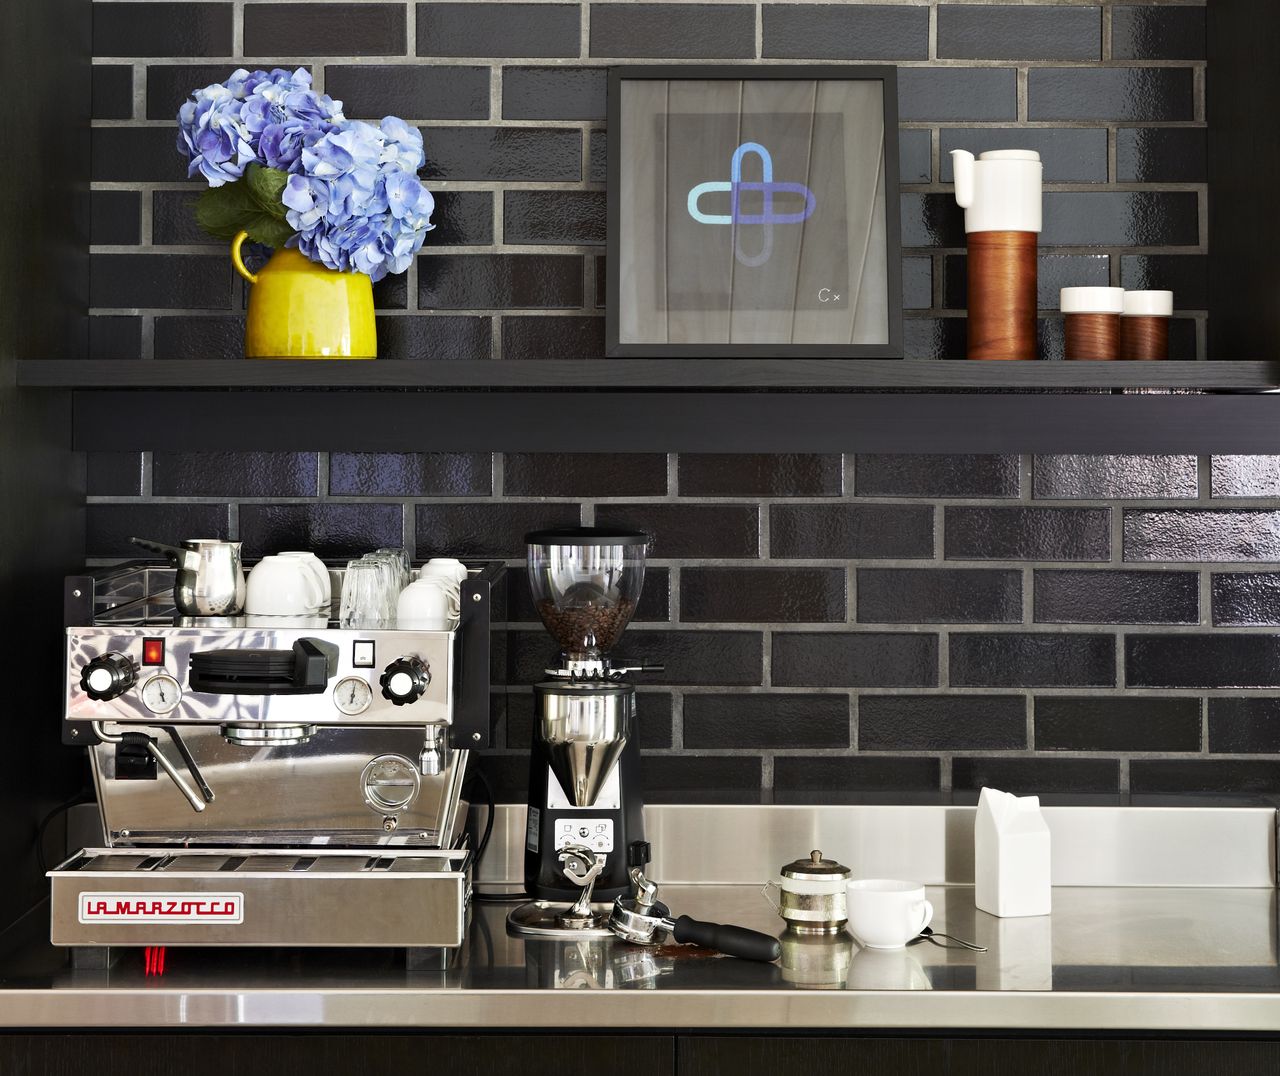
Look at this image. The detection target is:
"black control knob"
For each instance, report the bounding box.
[379,656,430,706]
[80,653,136,702]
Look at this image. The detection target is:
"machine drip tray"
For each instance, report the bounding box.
[49,847,471,949]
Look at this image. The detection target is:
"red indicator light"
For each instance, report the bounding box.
[142,638,165,666]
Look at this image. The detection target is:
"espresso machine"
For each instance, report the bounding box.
[48,560,500,956]
[508,528,656,938]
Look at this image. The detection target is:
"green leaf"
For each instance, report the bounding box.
[245,164,290,221]
[195,172,295,249]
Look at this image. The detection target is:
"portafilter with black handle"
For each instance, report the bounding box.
[609,868,781,963]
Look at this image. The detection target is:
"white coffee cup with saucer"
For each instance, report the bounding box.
[846,879,934,950]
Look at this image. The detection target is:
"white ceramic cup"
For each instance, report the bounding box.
[846,879,934,950]
[245,555,326,616]
[396,578,454,630]
[426,557,468,585]
[279,552,331,609]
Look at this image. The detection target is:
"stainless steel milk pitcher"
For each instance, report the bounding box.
[131,537,246,616]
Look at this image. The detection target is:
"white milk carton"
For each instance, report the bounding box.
[974,786,1051,918]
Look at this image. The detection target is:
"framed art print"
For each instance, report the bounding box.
[606,66,902,358]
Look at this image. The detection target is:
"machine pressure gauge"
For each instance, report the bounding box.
[334,675,373,716]
[140,673,181,714]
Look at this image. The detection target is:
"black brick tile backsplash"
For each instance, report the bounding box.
[503,453,666,497]
[642,757,763,802]
[92,127,187,182]
[950,633,1116,688]
[953,757,1120,795]
[1035,696,1202,753]
[86,453,144,497]
[1211,573,1280,627]
[416,502,580,559]
[329,452,491,497]
[1034,569,1198,625]
[1127,635,1280,689]
[1130,760,1280,798]
[945,507,1111,562]
[152,451,318,498]
[94,2,232,57]
[679,455,842,498]
[937,5,1100,61]
[91,65,132,119]
[857,568,1021,625]
[89,503,230,556]
[773,632,939,689]
[761,5,929,60]
[1211,457,1280,498]
[377,314,494,360]
[502,316,604,360]
[503,191,605,246]
[683,567,846,623]
[239,503,403,559]
[860,695,1026,751]
[1208,699,1280,754]
[595,504,759,559]
[685,693,849,749]
[1033,455,1197,500]
[243,4,407,56]
[897,68,1017,122]
[1124,510,1280,562]
[417,3,580,58]
[91,191,140,246]
[774,756,942,797]
[855,455,1019,499]
[502,67,607,121]
[771,504,934,559]
[1029,67,1195,122]
[939,129,1108,185]
[418,254,583,310]
[91,254,230,310]
[324,65,489,121]
[589,4,755,58]
[1112,5,1206,61]
[1116,127,1207,184]
[419,127,582,182]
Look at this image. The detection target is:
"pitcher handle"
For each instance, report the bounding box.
[231,230,258,285]
[761,880,782,913]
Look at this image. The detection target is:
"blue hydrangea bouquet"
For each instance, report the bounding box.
[177,68,434,284]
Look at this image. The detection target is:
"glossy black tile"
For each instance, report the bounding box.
[939,129,1108,184]
[859,695,1026,751]
[641,757,762,801]
[1028,68,1195,122]
[1033,455,1197,500]
[243,4,406,56]
[900,193,966,248]
[856,568,1022,625]
[92,254,230,310]
[1130,760,1280,797]
[588,130,607,183]
[503,453,667,497]
[501,316,605,360]
[417,3,579,57]
[91,191,140,246]
[239,503,403,559]
[774,756,941,794]
[92,127,187,182]
[762,4,928,59]
[1035,696,1201,752]
[89,317,143,360]
[684,693,850,749]
[945,507,1111,562]
[153,452,317,498]
[903,317,968,360]
[88,504,230,558]
[329,453,491,497]
[678,455,842,497]
[418,254,583,309]
[898,68,1016,122]
[504,191,605,245]
[419,191,492,247]
[1208,698,1280,754]
[506,566,670,624]
[86,453,144,497]
[899,129,931,183]
[1041,192,1198,247]
[1116,127,1207,184]
[153,315,244,360]
[771,504,934,559]
[1124,510,1280,562]
[374,315,492,360]
[151,190,210,247]
[937,4,1100,60]
[1034,569,1198,625]
[92,65,133,119]
[950,633,1116,687]
[94,2,231,56]
[903,258,933,309]
[416,502,579,559]
[1211,573,1280,626]
[594,504,759,559]
[1113,5,1206,60]
[772,632,939,689]
[324,65,488,120]
[857,454,1020,499]
[1126,634,1280,688]
[590,4,755,58]
[953,757,1120,794]
[683,567,846,624]
[945,255,1111,312]
[503,67,606,120]
[1120,255,1207,310]
[146,64,247,120]
[419,127,581,181]
[1211,457,1280,498]
[509,629,763,686]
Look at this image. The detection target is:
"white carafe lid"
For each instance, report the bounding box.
[951,149,1042,235]
[1122,290,1174,316]
[1060,286,1125,314]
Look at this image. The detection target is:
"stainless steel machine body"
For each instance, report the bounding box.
[51,562,500,951]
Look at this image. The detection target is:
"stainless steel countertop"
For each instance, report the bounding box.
[1,884,1278,1031]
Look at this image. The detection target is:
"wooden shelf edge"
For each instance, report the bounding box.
[16,358,1280,391]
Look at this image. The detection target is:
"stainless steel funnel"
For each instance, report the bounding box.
[538,686,631,807]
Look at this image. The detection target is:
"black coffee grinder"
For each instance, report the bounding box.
[508,527,656,938]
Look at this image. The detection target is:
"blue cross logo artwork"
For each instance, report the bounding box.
[687,142,817,267]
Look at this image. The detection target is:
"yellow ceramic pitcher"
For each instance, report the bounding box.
[231,230,377,359]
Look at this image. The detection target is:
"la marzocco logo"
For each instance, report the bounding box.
[78,892,244,925]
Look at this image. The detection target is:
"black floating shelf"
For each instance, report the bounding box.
[16,359,1280,391]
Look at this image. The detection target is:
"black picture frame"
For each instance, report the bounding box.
[606,64,903,360]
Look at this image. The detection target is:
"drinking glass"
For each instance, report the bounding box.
[340,562,389,628]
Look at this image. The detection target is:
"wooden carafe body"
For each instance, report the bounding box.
[966,230,1037,361]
